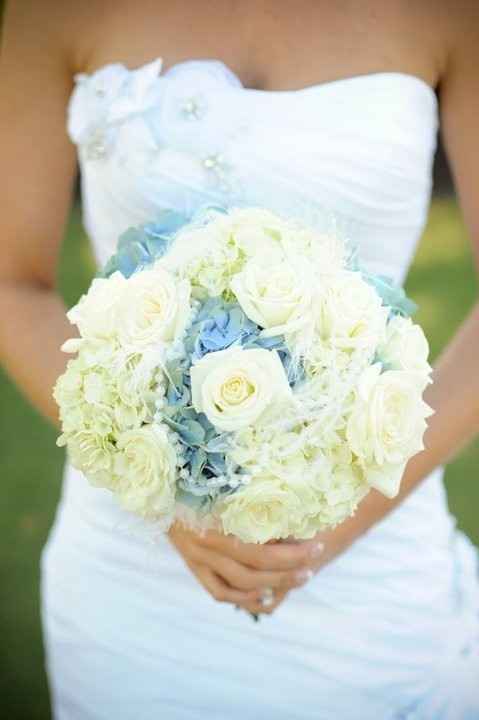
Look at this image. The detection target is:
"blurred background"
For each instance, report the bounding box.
[0,2,478,719]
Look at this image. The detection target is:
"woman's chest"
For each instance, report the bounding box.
[69,58,438,282]
[83,0,441,92]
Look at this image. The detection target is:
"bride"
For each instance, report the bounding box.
[1,1,478,717]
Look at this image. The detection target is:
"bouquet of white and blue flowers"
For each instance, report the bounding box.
[54,207,433,544]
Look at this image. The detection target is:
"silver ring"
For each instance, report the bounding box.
[259,587,275,607]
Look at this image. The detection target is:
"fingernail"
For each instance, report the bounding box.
[309,542,325,559]
[295,569,314,585]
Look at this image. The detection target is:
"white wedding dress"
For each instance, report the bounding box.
[41,58,479,719]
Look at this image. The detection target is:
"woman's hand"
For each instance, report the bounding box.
[168,523,324,616]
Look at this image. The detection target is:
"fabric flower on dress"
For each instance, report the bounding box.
[67,58,163,161]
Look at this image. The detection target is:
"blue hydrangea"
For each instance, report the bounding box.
[361,271,417,317]
[99,209,189,279]
[187,298,260,361]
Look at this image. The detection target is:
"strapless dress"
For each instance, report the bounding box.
[41,58,479,719]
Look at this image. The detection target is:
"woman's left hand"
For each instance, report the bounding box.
[260,490,394,615]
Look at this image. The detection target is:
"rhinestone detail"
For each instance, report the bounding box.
[201,152,233,189]
[82,127,110,162]
[180,95,207,120]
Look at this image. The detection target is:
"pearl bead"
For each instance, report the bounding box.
[201,152,233,189]
[203,153,223,170]
[180,95,207,120]
[83,127,110,162]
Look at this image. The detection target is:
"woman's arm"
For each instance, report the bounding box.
[315,9,479,567]
[0,1,320,616]
[0,1,80,425]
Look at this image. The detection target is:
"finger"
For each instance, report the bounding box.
[239,587,290,617]
[203,547,315,592]
[194,564,259,606]
[250,539,324,572]
[169,526,317,594]
[200,533,325,572]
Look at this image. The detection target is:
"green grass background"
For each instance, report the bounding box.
[0,198,478,718]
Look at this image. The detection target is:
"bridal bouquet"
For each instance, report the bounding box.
[54,207,433,543]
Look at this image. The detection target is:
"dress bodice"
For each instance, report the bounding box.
[67,58,438,283]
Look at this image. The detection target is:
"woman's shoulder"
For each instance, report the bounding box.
[63,0,170,77]
[2,0,110,76]
[388,1,479,90]
[6,0,149,76]
[428,1,479,82]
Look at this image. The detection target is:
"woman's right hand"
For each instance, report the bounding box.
[168,522,324,616]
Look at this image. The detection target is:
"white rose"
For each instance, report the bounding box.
[218,475,302,543]
[230,258,316,337]
[226,208,287,263]
[365,461,407,500]
[316,271,388,355]
[161,224,222,276]
[190,347,291,432]
[302,233,347,274]
[346,363,433,497]
[227,210,348,275]
[218,462,365,544]
[114,424,177,518]
[117,264,191,349]
[67,271,127,341]
[379,315,432,385]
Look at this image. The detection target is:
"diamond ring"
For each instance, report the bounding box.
[259,587,275,607]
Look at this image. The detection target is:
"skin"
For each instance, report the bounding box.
[0,0,478,617]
